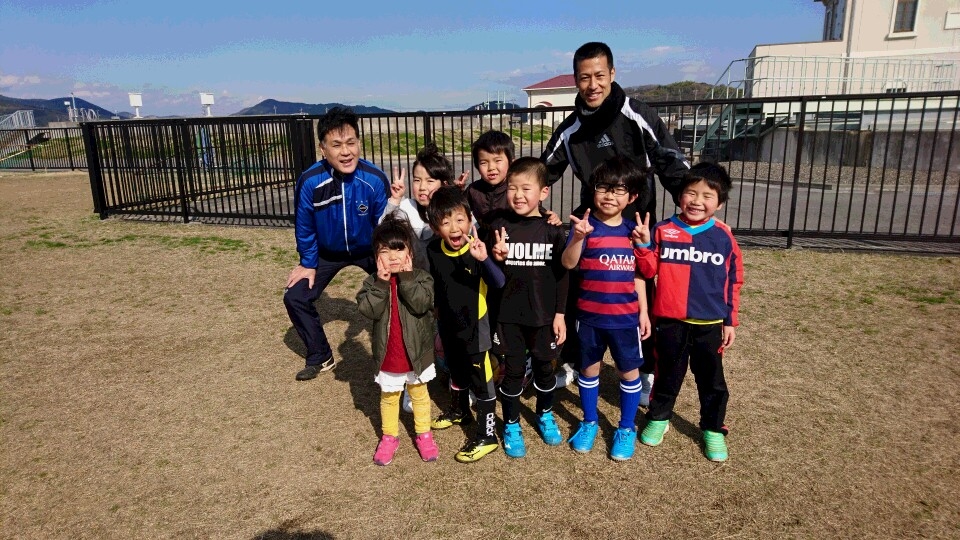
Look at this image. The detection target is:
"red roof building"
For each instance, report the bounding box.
[522,74,578,110]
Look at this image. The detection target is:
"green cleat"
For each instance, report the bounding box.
[640,419,670,446]
[703,430,728,462]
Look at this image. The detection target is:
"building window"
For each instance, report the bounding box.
[892,0,918,33]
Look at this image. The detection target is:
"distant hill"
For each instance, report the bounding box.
[234,99,394,116]
[623,81,728,102]
[0,94,128,126]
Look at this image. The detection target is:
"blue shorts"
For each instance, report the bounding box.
[577,321,643,373]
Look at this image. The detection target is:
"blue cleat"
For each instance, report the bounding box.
[568,421,599,453]
[610,427,637,461]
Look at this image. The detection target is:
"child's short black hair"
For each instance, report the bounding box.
[427,185,472,230]
[317,106,360,143]
[590,155,648,193]
[471,130,515,169]
[372,213,416,253]
[574,42,614,74]
[506,156,548,189]
[414,143,455,184]
[681,162,733,204]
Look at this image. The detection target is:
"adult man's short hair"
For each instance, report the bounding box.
[573,42,614,74]
[317,106,360,143]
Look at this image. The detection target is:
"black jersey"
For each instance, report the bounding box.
[426,237,505,353]
[488,212,569,327]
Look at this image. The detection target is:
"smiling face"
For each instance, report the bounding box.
[475,149,510,186]
[575,54,616,109]
[678,179,723,224]
[507,171,548,217]
[377,244,410,274]
[412,164,444,207]
[435,207,472,251]
[320,124,360,175]
[591,182,636,222]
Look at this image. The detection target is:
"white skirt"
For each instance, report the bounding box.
[374,363,437,393]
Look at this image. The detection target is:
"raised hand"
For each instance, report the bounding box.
[389,165,407,204]
[467,225,488,261]
[492,226,509,261]
[375,252,392,281]
[631,212,651,245]
[454,171,469,190]
[568,208,594,241]
[401,252,413,272]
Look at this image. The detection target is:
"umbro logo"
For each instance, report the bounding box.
[357,203,369,215]
[597,133,613,148]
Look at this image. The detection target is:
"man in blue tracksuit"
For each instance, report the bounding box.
[284,107,389,381]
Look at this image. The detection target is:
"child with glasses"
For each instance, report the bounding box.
[561,155,652,462]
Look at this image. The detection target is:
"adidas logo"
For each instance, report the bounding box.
[597,133,613,148]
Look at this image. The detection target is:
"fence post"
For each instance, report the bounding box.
[170,121,192,223]
[81,123,108,219]
[65,128,75,170]
[786,97,808,249]
[24,130,36,171]
[422,113,432,145]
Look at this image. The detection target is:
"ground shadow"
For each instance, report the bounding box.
[664,411,701,442]
[252,519,335,540]
[282,292,381,432]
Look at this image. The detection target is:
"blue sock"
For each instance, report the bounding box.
[578,374,600,423]
[619,376,642,429]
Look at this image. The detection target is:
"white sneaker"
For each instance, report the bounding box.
[402,388,413,413]
[555,363,577,387]
[639,372,654,408]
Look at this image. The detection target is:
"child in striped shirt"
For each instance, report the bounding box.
[561,156,652,461]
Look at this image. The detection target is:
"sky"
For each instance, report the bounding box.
[0,0,826,116]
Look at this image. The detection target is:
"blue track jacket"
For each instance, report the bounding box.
[294,158,389,268]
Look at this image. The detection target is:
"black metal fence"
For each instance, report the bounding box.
[0,127,86,170]
[82,90,960,248]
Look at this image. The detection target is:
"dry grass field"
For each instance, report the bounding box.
[1,171,958,539]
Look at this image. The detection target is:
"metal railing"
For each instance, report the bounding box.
[0,127,85,170]
[711,56,958,99]
[82,90,960,248]
[0,110,36,130]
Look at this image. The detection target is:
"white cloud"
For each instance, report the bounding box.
[0,73,43,87]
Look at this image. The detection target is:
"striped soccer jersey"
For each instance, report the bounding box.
[570,215,640,329]
[635,216,744,326]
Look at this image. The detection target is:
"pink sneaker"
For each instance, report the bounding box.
[414,432,439,462]
[373,435,400,466]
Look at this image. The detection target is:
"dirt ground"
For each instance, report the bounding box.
[1,171,958,539]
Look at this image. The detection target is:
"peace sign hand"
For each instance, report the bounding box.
[454,171,469,190]
[631,212,651,245]
[492,226,508,261]
[568,208,594,241]
[467,225,488,261]
[389,165,407,204]
[375,252,392,281]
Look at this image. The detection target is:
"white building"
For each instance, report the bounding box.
[717,0,960,98]
[522,75,577,109]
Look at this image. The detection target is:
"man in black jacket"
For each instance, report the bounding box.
[541,41,690,387]
[542,41,689,220]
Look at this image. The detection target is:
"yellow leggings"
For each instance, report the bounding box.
[380,383,431,437]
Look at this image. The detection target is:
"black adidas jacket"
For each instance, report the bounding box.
[540,81,689,220]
